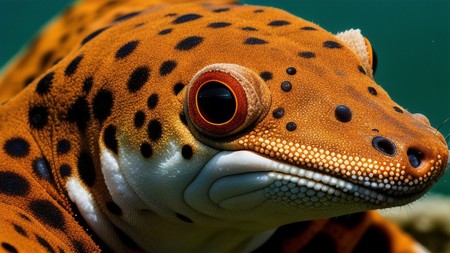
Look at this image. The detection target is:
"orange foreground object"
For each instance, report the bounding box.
[0,0,447,252]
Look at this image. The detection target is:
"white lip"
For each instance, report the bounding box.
[184,150,403,214]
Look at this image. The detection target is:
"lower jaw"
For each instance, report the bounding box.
[262,171,426,210]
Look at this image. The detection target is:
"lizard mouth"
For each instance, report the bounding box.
[184,150,430,217]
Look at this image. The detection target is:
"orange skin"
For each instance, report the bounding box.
[0,0,447,252]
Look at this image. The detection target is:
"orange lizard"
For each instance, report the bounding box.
[0,0,447,252]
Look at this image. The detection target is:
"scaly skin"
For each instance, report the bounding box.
[0,0,447,252]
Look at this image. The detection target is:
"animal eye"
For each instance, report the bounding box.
[186,64,271,137]
[197,81,236,124]
[363,37,377,74]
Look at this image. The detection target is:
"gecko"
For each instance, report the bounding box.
[0,0,448,252]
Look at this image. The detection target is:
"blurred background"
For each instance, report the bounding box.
[1,0,448,193]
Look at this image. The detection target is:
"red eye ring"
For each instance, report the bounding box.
[188,71,248,136]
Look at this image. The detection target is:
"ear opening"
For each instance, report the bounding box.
[335,29,374,78]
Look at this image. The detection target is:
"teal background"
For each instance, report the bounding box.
[0,0,449,193]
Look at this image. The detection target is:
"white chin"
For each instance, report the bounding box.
[184,150,398,225]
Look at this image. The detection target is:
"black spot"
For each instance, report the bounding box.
[33,157,52,181]
[114,225,143,251]
[207,22,231,28]
[301,26,317,31]
[134,23,145,28]
[212,8,230,13]
[59,164,72,178]
[40,50,54,68]
[0,172,30,196]
[164,13,177,17]
[159,60,177,76]
[260,71,273,81]
[244,37,268,45]
[115,40,139,60]
[179,112,188,126]
[81,27,108,45]
[13,224,27,237]
[147,93,158,109]
[281,81,292,92]
[323,41,343,49]
[4,138,30,158]
[77,151,96,187]
[368,86,377,96]
[57,139,71,155]
[127,66,150,92]
[59,33,69,43]
[358,65,367,75]
[28,106,49,130]
[106,201,122,215]
[272,107,284,119]
[393,106,403,113]
[353,225,391,253]
[29,200,65,230]
[176,213,193,223]
[36,234,56,253]
[175,36,204,51]
[172,14,202,24]
[1,242,17,253]
[82,76,93,94]
[268,20,290,26]
[182,145,193,159]
[113,11,141,22]
[301,232,337,253]
[67,97,90,132]
[372,128,379,132]
[133,111,145,129]
[77,26,85,34]
[18,213,31,222]
[36,72,54,95]
[140,142,153,158]
[24,75,36,87]
[158,28,173,35]
[147,120,162,141]
[253,9,264,13]
[173,82,184,95]
[299,51,316,58]
[103,125,118,154]
[335,105,352,122]
[286,122,297,131]
[93,89,114,122]
[64,55,83,77]
[331,212,367,228]
[241,27,258,31]
[286,67,297,75]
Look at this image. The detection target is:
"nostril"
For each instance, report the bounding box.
[372,136,397,157]
[407,148,424,168]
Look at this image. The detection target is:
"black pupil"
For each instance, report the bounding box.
[197,81,236,124]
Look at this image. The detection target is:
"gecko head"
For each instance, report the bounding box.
[93,5,448,232]
[178,25,448,228]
